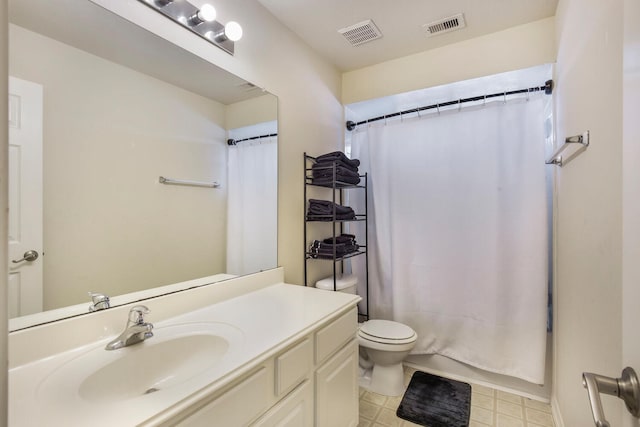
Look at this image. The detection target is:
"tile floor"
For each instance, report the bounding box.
[358,367,555,427]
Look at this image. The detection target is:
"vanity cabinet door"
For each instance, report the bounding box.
[315,338,359,427]
[251,379,313,427]
[177,367,271,427]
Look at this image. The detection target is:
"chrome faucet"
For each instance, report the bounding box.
[88,292,111,312]
[105,305,154,350]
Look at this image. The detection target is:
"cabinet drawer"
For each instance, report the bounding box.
[275,338,312,397]
[315,308,357,364]
[178,367,270,426]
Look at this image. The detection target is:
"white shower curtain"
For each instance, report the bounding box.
[351,98,548,383]
[226,138,277,276]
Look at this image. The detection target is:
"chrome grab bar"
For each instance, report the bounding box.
[546,130,590,167]
[583,367,640,427]
[159,176,220,188]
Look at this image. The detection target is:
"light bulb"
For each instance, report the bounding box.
[225,21,243,41]
[197,4,216,22]
[188,3,216,26]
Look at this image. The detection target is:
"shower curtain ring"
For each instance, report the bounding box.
[400,111,403,122]
[503,92,507,104]
[527,88,530,102]
[417,108,421,118]
[483,95,487,107]
[458,99,461,112]
[437,103,440,115]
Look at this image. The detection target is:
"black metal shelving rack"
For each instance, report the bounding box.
[303,153,369,321]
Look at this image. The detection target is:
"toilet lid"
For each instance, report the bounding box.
[359,320,416,344]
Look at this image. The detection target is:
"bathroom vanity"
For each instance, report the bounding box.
[8,268,361,426]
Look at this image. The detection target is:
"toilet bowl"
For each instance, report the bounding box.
[358,319,417,396]
[314,275,417,396]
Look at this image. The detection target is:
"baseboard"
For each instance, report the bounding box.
[550,395,565,427]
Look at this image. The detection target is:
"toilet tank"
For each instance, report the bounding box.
[315,274,357,294]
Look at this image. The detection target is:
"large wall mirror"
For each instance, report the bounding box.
[8,0,278,330]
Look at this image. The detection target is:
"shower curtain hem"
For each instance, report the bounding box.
[410,349,545,385]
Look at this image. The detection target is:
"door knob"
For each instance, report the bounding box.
[12,250,39,263]
[583,367,640,427]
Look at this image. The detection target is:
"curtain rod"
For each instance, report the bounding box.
[227,133,278,146]
[346,79,553,131]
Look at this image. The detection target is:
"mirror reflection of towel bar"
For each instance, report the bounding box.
[159,176,220,188]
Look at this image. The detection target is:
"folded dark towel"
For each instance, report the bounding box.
[307,213,356,221]
[308,199,353,214]
[312,159,360,173]
[312,245,359,258]
[311,175,361,186]
[322,234,356,245]
[312,164,361,179]
[309,239,360,259]
[315,152,361,171]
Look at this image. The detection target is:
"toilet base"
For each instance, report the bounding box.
[359,363,406,397]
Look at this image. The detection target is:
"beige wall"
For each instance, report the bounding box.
[226,94,278,131]
[0,0,8,423]
[342,17,556,105]
[9,25,229,310]
[552,0,623,425]
[622,1,640,426]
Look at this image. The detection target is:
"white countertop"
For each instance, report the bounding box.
[9,280,360,427]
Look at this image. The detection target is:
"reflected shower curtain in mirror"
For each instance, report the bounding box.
[351,98,548,383]
[226,137,277,275]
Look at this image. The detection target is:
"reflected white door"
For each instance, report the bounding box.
[8,76,43,317]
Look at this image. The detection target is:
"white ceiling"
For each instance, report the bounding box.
[256,0,558,71]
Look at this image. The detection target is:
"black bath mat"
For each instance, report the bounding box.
[396,371,471,427]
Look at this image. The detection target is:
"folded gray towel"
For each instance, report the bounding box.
[307,199,356,221]
[315,151,361,171]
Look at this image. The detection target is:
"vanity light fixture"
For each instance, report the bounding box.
[139,0,242,55]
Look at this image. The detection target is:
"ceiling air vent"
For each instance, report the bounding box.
[338,20,383,47]
[422,13,466,37]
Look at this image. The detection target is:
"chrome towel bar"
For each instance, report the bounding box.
[546,131,590,167]
[159,176,220,188]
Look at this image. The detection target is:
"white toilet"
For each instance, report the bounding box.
[358,320,417,396]
[315,275,418,397]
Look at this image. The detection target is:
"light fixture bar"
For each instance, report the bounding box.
[138,0,238,55]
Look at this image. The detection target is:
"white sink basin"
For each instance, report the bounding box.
[36,322,244,406]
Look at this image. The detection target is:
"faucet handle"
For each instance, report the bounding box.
[128,305,150,324]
